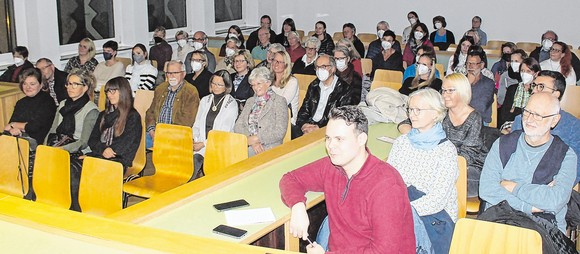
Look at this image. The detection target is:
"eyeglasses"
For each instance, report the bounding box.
[522,108,558,121]
[315,64,331,70]
[105,88,118,94]
[531,82,557,93]
[306,47,317,51]
[234,59,247,64]
[211,81,225,87]
[407,107,435,116]
[65,82,84,88]
[334,57,348,61]
[549,47,562,53]
[192,38,205,42]
[440,88,457,94]
[166,71,184,76]
[37,63,53,71]
[191,59,206,63]
[466,61,481,66]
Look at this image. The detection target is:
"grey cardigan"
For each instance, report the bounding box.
[46,101,99,154]
[234,92,288,150]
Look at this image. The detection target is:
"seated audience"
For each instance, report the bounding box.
[480,92,576,233]
[447,36,474,75]
[468,16,487,46]
[145,60,199,149]
[271,50,299,125]
[286,31,305,63]
[539,41,576,85]
[46,68,99,211]
[403,45,440,81]
[93,40,125,102]
[0,46,34,82]
[388,88,458,254]
[251,27,271,61]
[342,23,365,58]
[86,77,141,171]
[491,42,516,82]
[510,70,580,184]
[255,43,285,69]
[172,30,195,63]
[185,31,217,73]
[334,46,362,104]
[500,57,539,128]
[465,48,495,124]
[64,38,99,73]
[293,54,356,138]
[125,44,158,93]
[371,30,404,78]
[400,54,442,95]
[192,70,238,179]
[219,25,245,57]
[216,37,241,74]
[313,21,335,55]
[366,21,401,59]
[292,37,319,75]
[149,26,173,75]
[230,50,255,109]
[36,58,68,105]
[497,49,527,108]
[280,105,415,253]
[246,15,277,52]
[403,22,433,67]
[185,51,213,99]
[464,30,481,47]
[429,15,455,51]
[274,18,296,48]
[531,30,580,83]
[402,11,420,44]
[234,67,288,157]
[4,68,56,144]
[335,38,363,77]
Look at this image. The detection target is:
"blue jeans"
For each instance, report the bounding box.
[146,132,154,149]
[316,216,330,251]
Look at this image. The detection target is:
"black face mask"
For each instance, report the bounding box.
[502,53,511,62]
[153,37,163,44]
[507,65,521,81]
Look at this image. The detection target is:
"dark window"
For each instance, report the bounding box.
[215,0,242,23]
[0,0,16,53]
[147,0,187,32]
[57,0,115,45]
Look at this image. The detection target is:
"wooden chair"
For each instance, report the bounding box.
[33,145,70,209]
[307,31,315,37]
[294,74,317,108]
[203,130,248,177]
[98,85,106,111]
[332,32,343,41]
[484,49,501,57]
[456,156,467,219]
[134,89,155,120]
[284,108,291,143]
[254,59,262,66]
[395,35,403,43]
[449,218,542,254]
[117,57,132,70]
[447,44,457,52]
[79,157,123,216]
[435,63,445,77]
[516,42,540,53]
[358,33,377,43]
[490,94,498,128]
[207,47,220,59]
[373,69,403,83]
[361,58,372,76]
[296,30,305,39]
[124,119,146,180]
[123,123,194,199]
[370,80,402,91]
[151,60,158,69]
[0,136,29,197]
[561,85,580,118]
[486,40,507,50]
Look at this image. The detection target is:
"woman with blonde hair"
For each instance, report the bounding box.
[271,50,299,124]
[64,38,99,73]
[230,49,255,110]
[399,54,441,95]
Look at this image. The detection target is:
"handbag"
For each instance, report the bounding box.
[46,133,75,147]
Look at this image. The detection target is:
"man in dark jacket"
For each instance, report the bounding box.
[293,54,356,138]
[36,58,68,105]
[530,30,580,82]
[0,46,34,83]
[246,15,277,52]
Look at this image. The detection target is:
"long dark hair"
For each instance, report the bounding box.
[225,25,245,45]
[452,36,474,70]
[280,18,296,34]
[102,77,134,137]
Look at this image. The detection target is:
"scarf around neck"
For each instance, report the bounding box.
[407,122,446,150]
[100,107,119,146]
[56,93,90,137]
[248,88,274,135]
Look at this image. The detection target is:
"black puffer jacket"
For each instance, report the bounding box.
[296,76,356,128]
[315,33,335,56]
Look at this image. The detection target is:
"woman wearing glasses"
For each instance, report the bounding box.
[388,88,458,254]
[271,50,299,125]
[499,57,540,130]
[539,41,577,85]
[291,37,320,75]
[230,50,255,110]
[86,77,142,172]
[64,38,99,73]
[192,70,238,178]
[185,51,213,99]
[399,73,488,198]
[235,67,288,157]
[45,68,99,211]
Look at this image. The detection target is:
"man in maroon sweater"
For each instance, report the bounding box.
[279,106,415,254]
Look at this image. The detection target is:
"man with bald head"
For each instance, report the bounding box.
[184,31,216,73]
[480,92,577,233]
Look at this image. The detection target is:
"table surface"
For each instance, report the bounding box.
[138,123,400,243]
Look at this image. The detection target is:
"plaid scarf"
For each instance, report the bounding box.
[248,88,273,135]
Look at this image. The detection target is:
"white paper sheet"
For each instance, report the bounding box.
[224,207,276,226]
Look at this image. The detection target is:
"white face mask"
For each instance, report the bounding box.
[316,68,330,82]
[434,22,442,29]
[225,48,236,57]
[13,57,24,67]
[228,33,238,39]
[409,18,417,25]
[542,39,553,51]
[192,42,204,50]
[191,61,203,72]
[177,39,187,48]
[381,41,392,50]
[336,59,347,71]
[521,72,534,84]
[414,31,424,41]
[377,30,385,39]
[510,62,521,72]
[417,64,429,75]
[168,77,180,87]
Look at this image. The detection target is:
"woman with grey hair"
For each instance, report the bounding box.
[286,31,305,63]
[388,88,458,254]
[291,37,320,75]
[192,70,239,178]
[255,43,286,69]
[216,37,241,74]
[234,67,288,156]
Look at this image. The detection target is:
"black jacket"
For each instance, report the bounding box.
[185,68,213,99]
[291,58,316,75]
[296,76,356,128]
[0,60,34,82]
[52,68,69,104]
[315,33,335,56]
[352,36,365,58]
[530,46,580,81]
[230,73,254,106]
[246,28,277,52]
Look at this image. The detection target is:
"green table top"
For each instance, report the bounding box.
[140,123,400,242]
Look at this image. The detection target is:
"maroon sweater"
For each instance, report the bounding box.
[280,151,415,254]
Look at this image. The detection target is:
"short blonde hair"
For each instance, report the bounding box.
[304,37,321,50]
[80,38,96,59]
[408,88,447,123]
[443,73,471,105]
[232,49,255,69]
